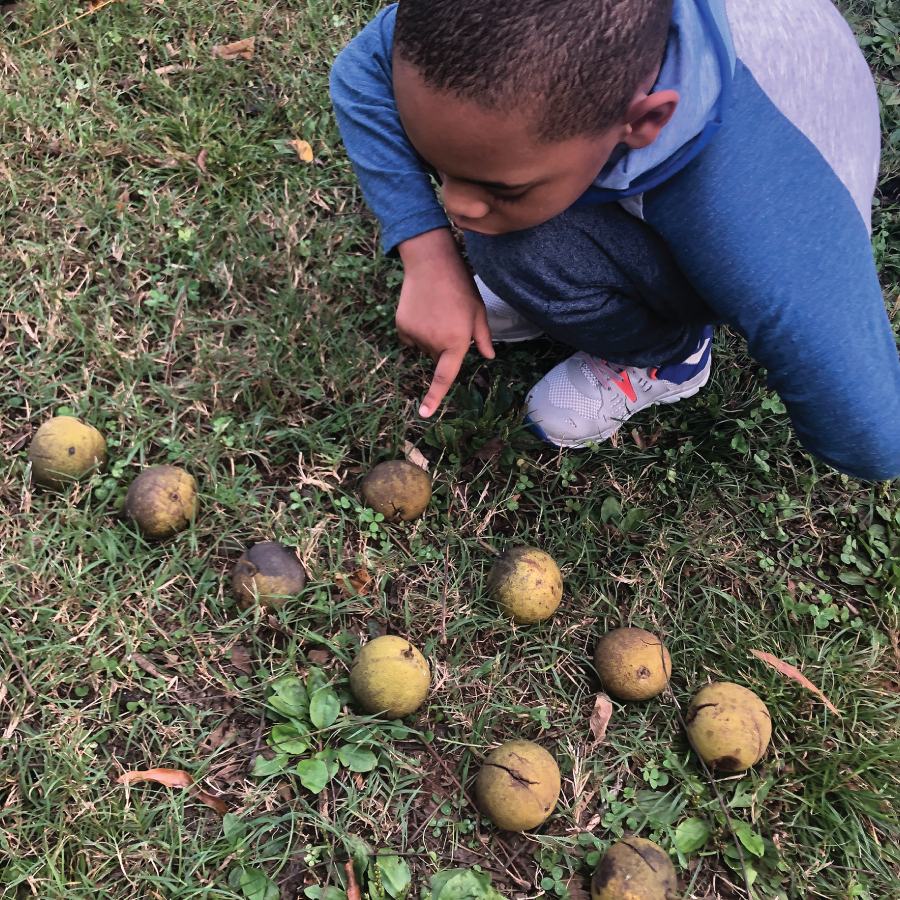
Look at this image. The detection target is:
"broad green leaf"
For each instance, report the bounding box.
[296,758,330,793]
[338,744,378,773]
[223,812,247,848]
[600,496,622,525]
[377,855,411,899]
[316,748,340,778]
[620,507,646,533]
[838,571,868,585]
[268,678,309,718]
[673,818,710,854]
[431,870,500,900]
[305,887,348,900]
[270,723,310,755]
[343,834,373,885]
[733,821,765,858]
[252,753,288,777]
[240,867,279,900]
[309,688,340,729]
[306,667,329,698]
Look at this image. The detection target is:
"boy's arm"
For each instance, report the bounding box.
[645,65,900,482]
[331,4,494,416]
[330,4,449,256]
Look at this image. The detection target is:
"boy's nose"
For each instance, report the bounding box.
[441,182,491,220]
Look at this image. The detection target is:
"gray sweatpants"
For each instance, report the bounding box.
[466,202,717,368]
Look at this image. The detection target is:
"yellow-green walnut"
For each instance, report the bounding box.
[349,635,430,718]
[475,739,560,831]
[593,628,671,701]
[124,465,198,539]
[360,460,432,522]
[233,542,308,609]
[28,416,107,488]
[686,682,771,772]
[487,546,562,624]
[592,838,678,900]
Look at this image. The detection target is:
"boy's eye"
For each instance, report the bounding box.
[492,190,528,205]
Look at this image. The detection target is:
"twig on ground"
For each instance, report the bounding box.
[131,653,191,701]
[19,0,123,46]
[1,635,36,699]
[475,537,501,557]
[247,709,266,774]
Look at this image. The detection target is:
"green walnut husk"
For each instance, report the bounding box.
[593,628,671,701]
[686,681,772,772]
[592,837,678,900]
[28,416,107,489]
[360,460,432,522]
[124,465,198,539]
[349,635,431,718]
[487,546,562,624]
[475,739,560,831]
[233,541,308,609]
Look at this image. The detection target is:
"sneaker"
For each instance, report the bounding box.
[524,327,713,448]
[475,275,544,342]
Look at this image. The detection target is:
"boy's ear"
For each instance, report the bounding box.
[621,90,680,150]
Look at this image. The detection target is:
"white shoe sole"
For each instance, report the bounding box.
[526,365,711,449]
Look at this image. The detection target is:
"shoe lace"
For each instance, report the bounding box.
[581,353,628,391]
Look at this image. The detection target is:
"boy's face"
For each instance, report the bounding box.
[393,59,675,236]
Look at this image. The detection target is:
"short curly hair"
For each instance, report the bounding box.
[394,0,673,141]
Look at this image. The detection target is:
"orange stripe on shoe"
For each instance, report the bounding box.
[613,370,638,403]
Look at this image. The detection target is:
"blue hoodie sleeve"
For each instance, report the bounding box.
[330,4,449,256]
[644,63,900,482]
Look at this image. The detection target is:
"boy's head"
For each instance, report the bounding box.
[393,0,678,235]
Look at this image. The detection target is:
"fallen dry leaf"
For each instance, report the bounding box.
[346,860,362,900]
[589,693,613,744]
[404,440,430,472]
[473,435,506,463]
[287,138,314,163]
[196,147,209,175]
[118,767,227,814]
[307,649,330,665]
[214,763,246,784]
[154,64,185,76]
[205,722,236,750]
[749,649,840,716]
[564,878,591,900]
[211,37,256,60]
[229,643,253,675]
[335,568,373,598]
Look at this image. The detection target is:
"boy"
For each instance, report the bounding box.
[330,0,900,482]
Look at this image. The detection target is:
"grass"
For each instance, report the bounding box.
[1,1,899,899]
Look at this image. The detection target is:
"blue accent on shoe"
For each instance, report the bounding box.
[654,325,714,384]
[524,415,559,447]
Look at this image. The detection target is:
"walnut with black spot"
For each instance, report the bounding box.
[686,681,771,772]
[475,739,560,831]
[592,837,678,900]
[593,627,671,701]
[232,541,308,610]
[123,465,198,539]
[360,460,432,523]
[28,416,107,489]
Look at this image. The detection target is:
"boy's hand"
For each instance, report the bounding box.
[396,228,495,417]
